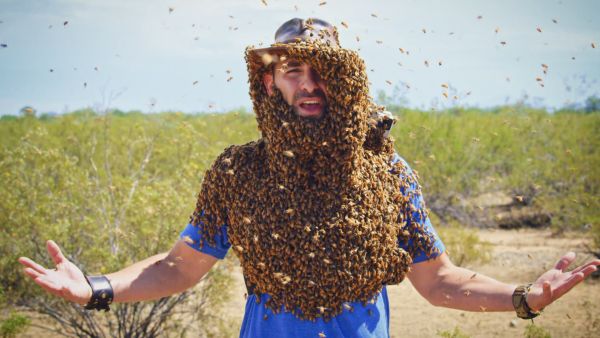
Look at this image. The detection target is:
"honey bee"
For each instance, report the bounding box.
[261,0,267,6]
[283,150,295,158]
[341,21,348,29]
[319,1,327,6]
[536,27,542,33]
[189,35,440,321]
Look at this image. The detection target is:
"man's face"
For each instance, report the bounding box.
[263,58,328,119]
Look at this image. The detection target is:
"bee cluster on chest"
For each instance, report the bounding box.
[189,39,438,321]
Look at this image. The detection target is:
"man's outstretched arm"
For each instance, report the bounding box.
[408,251,599,312]
[18,239,218,306]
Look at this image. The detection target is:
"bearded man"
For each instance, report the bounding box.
[18,18,600,338]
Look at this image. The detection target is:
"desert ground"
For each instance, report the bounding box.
[219,228,600,338]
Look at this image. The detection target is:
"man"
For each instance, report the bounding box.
[18,18,600,338]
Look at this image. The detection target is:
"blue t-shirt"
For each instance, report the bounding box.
[180,154,445,338]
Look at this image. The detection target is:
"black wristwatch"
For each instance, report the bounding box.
[512,283,542,319]
[83,275,114,312]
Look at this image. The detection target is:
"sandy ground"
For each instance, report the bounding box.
[220,228,600,338]
[21,228,599,337]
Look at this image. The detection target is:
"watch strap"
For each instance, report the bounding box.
[512,283,541,319]
[83,275,114,312]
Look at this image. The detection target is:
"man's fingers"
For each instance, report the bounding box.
[23,267,44,280]
[18,257,48,274]
[571,260,600,274]
[553,252,576,271]
[550,272,585,301]
[47,240,67,265]
[542,281,552,301]
[579,265,598,279]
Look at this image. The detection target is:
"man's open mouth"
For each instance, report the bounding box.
[297,100,324,117]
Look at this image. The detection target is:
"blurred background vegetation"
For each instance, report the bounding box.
[0,102,598,336]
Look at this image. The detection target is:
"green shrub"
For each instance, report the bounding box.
[524,323,552,338]
[0,313,30,338]
[437,326,471,338]
[435,218,492,267]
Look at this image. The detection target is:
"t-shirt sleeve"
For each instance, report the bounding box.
[392,154,446,264]
[179,220,231,259]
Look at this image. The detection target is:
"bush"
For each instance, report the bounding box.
[434,218,492,267]
[524,323,552,338]
[0,112,253,336]
[437,326,471,338]
[0,313,30,338]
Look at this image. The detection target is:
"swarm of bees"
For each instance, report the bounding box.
[189,26,439,321]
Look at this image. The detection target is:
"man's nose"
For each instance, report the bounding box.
[299,69,321,93]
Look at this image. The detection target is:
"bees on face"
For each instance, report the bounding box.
[187,39,439,321]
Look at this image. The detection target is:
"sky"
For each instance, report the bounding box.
[0,0,599,115]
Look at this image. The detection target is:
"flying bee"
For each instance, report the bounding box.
[341,21,348,29]
[536,27,542,33]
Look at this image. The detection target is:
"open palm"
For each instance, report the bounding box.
[18,240,91,305]
[526,251,600,312]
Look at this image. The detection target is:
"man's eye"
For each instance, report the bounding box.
[286,69,300,73]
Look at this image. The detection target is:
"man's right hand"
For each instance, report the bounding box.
[18,240,92,305]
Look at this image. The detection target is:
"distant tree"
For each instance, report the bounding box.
[584,96,600,113]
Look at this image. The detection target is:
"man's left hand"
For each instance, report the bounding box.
[526,252,600,312]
